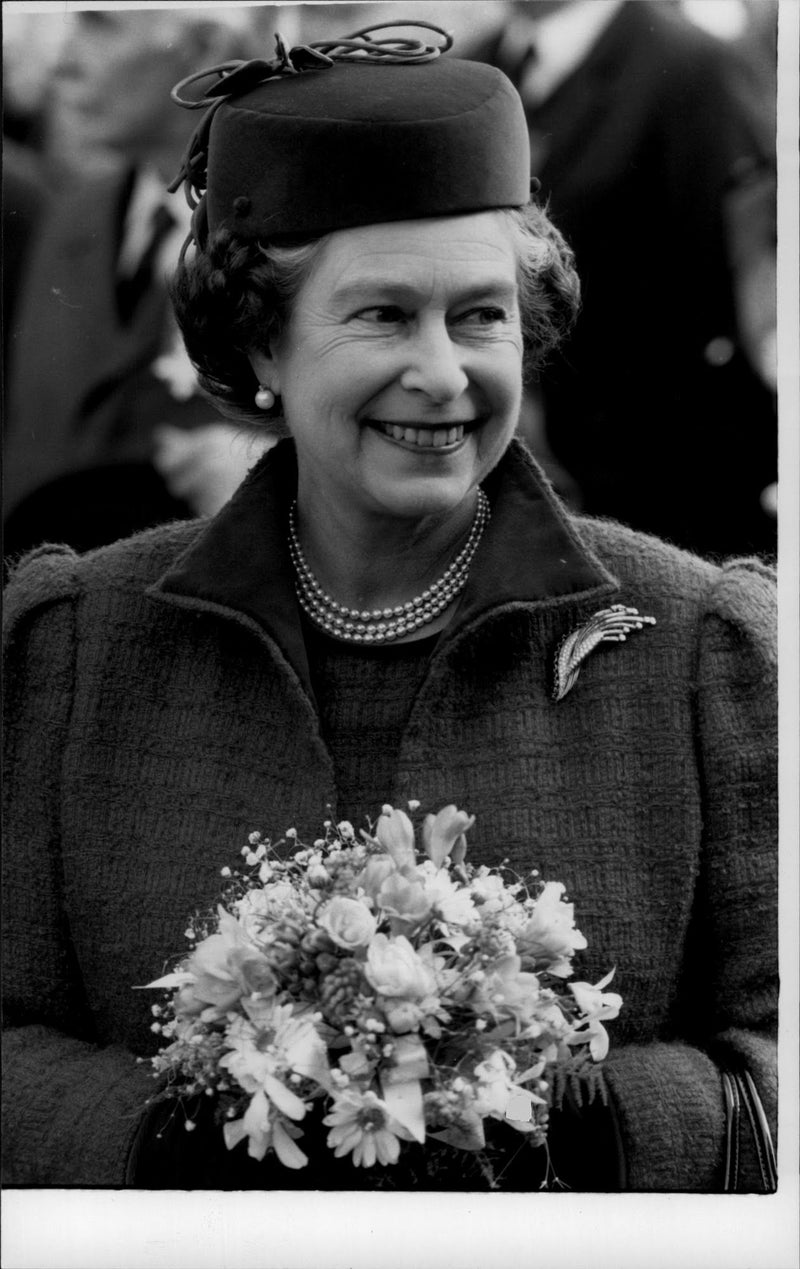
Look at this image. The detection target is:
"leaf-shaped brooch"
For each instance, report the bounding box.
[552,604,656,702]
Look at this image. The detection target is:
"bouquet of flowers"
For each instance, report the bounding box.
[141,803,622,1187]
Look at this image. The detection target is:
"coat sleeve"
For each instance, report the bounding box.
[2,547,153,1185]
[602,558,778,1191]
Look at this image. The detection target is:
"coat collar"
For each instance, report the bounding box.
[149,438,619,692]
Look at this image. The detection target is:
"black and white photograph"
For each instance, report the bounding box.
[2,1,797,1265]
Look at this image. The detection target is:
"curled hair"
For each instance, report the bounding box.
[169,204,580,427]
[502,202,582,379]
[169,230,328,430]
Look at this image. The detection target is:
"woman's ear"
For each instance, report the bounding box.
[247,349,281,398]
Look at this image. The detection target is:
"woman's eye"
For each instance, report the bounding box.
[355,306,407,325]
[456,306,509,327]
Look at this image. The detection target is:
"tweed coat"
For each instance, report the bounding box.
[2,440,777,1189]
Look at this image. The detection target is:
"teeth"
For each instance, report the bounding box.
[379,423,465,448]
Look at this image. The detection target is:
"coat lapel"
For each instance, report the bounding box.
[150,439,619,701]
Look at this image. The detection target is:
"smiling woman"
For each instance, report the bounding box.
[172,201,578,619]
[247,215,524,567]
[2,20,777,1194]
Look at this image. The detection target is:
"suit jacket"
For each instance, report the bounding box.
[469,1,777,557]
[3,167,212,523]
[2,440,777,1190]
[2,141,48,360]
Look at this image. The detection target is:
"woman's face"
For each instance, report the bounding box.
[251,212,523,526]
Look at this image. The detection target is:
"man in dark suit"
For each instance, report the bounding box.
[468,0,777,558]
[2,140,48,363]
[4,8,275,560]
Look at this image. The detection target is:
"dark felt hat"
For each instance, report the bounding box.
[170,25,531,246]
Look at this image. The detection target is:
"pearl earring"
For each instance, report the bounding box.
[255,384,276,410]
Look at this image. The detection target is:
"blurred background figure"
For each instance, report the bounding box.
[2,11,61,362]
[3,1,778,562]
[2,141,47,366]
[466,0,778,558]
[3,6,280,560]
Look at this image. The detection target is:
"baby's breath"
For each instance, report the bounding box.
[140,801,621,1185]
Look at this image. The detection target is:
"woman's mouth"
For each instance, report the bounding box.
[368,421,475,449]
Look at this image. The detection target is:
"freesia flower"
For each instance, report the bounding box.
[470,953,542,1028]
[418,864,479,928]
[318,895,377,950]
[157,909,273,1015]
[517,881,588,976]
[220,1005,331,1105]
[226,946,279,998]
[223,1088,272,1161]
[324,1089,406,1167]
[143,804,623,1176]
[473,1050,518,1117]
[567,970,623,1060]
[375,806,416,871]
[358,854,397,904]
[365,934,437,999]
[422,804,474,867]
[376,871,431,932]
[307,861,332,888]
[223,1089,308,1167]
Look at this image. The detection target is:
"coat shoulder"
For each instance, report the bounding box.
[575,515,717,594]
[4,522,205,634]
[574,515,776,627]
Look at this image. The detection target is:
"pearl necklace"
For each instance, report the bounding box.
[288,489,490,645]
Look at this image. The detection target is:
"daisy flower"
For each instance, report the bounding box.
[323,1089,405,1168]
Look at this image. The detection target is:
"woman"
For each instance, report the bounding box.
[2,23,777,1192]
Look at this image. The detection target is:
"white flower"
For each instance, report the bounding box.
[143,808,623,1178]
[382,999,426,1034]
[518,881,588,976]
[473,1050,517,1116]
[375,871,431,931]
[567,970,623,1060]
[375,806,416,870]
[421,805,474,867]
[324,1089,406,1167]
[220,1005,331,1103]
[223,1089,308,1167]
[419,866,479,928]
[469,870,517,914]
[358,855,397,905]
[469,953,543,1028]
[365,934,437,1000]
[318,895,377,950]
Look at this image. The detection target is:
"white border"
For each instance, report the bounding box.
[2,2,798,1266]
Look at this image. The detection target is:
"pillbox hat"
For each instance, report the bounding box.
[169,22,532,248]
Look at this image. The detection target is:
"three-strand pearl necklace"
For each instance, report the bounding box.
[288,489,491,645]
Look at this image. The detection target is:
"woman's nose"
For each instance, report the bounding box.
[399,322,469,403]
